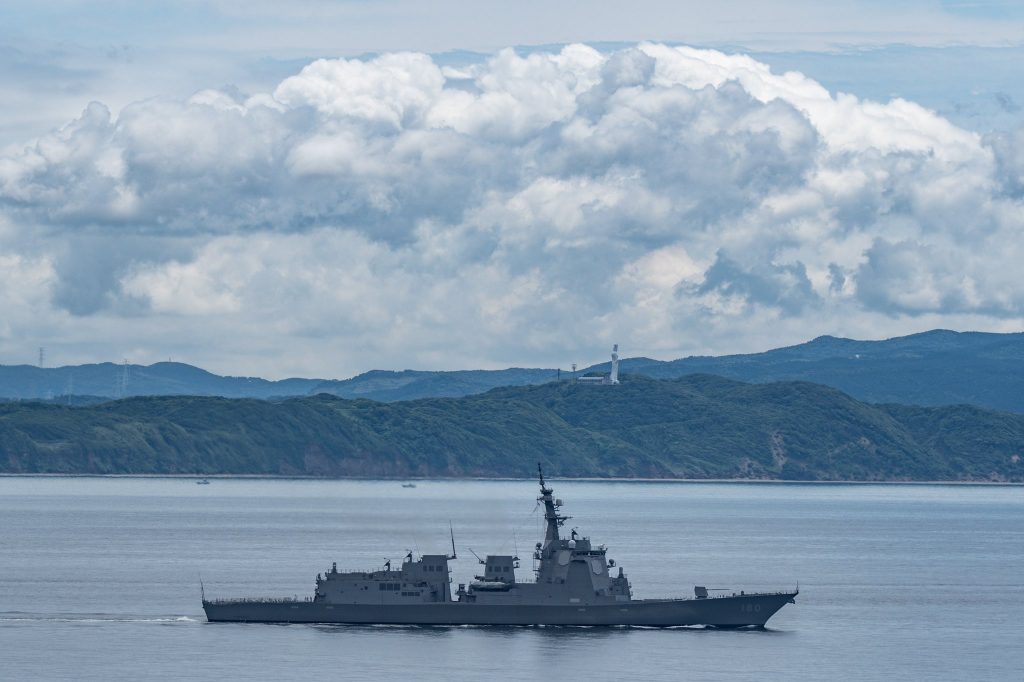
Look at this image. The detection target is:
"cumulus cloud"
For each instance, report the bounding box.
[1,43,1022,376]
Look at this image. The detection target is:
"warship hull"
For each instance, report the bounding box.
[203,591,796,627]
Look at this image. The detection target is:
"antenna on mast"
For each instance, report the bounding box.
[537,462,552,494]
[448,521,457,560]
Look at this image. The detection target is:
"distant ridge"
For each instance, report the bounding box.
[2,329,1023,411]
[0,362,325,400]
[589,329,1024,413]
[0,362,559,402]
[310,368,560,401]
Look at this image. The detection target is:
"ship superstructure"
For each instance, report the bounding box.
[203,467,797,626]
[454,466,632,607]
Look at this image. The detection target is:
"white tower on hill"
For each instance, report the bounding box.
[577,344,621,385]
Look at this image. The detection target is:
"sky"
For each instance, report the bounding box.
[1,1,1023,378]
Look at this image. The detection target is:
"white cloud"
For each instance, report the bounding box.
[1,43,1023,376]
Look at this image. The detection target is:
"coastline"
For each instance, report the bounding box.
[1,472,1020,485]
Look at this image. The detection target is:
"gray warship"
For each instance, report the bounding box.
[203,467,798,627]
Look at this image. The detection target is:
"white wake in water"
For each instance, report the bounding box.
[0,613,200,623]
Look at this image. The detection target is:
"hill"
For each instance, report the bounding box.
[1,375,1020,481]
[0,362,559,403]
[310,368,560,401]
[0,362,325,400]
[586,330,1024,413]
[4,329,1023,410]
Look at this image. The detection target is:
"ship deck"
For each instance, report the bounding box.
[204,589,797,607]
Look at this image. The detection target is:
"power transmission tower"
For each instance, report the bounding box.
[115,360,131,398]
[121,360,130,398]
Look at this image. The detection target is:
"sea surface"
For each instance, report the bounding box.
[0,477,1021,681]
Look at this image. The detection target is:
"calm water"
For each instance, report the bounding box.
[0,477,1021,681]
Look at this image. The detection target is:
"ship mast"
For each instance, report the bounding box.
[537,463,568,551]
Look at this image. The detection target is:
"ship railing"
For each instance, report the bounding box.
[635,589,798,602]
[204,596,316,605]
[320,558,459,572]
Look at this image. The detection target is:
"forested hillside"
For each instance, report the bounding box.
[2,375,1020,481]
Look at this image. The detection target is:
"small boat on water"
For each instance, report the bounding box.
[196,479,211,485]
[401,483,417,488]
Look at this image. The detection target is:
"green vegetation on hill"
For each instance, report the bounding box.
[2,375,1021,481]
